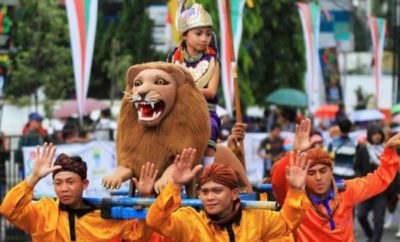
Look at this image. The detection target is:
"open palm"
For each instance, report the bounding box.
[285,151,309,190]
[32,143,60,179]
[293,118,312,152]
[133,162,158,197]
[172,148,203,186]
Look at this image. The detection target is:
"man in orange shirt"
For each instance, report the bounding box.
[271,119,400,242]
[146,147,311,242]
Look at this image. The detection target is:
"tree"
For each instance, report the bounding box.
[245,1,306,104]
[6,0,73,107]
[201,0,306,108]
[90,0,163,101]
[7,0,307,113]
[7,0,166,108]
[101,38,132,105]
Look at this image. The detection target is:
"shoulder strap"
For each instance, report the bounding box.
[210,31,219,61]
[166,47,179,63]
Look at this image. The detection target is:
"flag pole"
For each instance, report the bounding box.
[224,0,245,169]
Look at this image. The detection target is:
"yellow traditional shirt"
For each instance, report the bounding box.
[0,180,152,242]
[146,182,310,242]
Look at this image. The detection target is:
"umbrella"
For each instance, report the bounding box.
[349,109,385,122]
[53,98,109,118]
[314,104,339,119]
[392,103,400,114]
[265,88,307,108]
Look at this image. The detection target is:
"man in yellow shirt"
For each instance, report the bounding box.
[146,148,311,242]
[0,142,155,242]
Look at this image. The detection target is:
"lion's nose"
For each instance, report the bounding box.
[137,92,147,99]
[136,82,151,96]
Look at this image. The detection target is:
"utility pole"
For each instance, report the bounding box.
[0,69,4,129]
[395,0,400,103]
[392,0,398,103]
[397,0,400,103]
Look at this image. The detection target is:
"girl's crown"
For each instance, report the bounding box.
[176,2,213,34]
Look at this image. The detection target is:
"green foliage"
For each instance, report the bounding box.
[42,99,56,119]
[371,0,388,17]
[101,38,133,103]
[202,0,306,107]
[6,0,73,101]
[352,0,396,52]
[247,0,306,104]
[90,0,164,100]
[6,0,306,111]
[6,95,30,106]
[6,0,164,104]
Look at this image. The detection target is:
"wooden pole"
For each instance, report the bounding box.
[224,0,245,169]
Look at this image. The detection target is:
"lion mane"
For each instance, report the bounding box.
[116,62,210,179]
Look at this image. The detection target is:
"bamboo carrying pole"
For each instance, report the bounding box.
[224,0,246,169]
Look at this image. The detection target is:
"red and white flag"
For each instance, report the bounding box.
[368,16,386,107]
[297,2,321,111]
[217,0,247,117]
[66,0,98,120]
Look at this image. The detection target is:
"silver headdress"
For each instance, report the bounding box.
[176,0,213,34]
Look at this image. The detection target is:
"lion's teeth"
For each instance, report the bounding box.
[135,102,139,109]
[150,102,155,109]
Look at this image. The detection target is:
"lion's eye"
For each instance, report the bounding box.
[155,78,168,85]
[134,80,142,87]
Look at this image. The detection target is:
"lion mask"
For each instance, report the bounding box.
[116,62,210,178]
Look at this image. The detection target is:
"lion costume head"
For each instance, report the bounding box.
[116,62,210,178]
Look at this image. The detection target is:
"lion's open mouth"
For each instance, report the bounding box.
[135,101,165,121]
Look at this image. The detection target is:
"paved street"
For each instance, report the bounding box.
[355,226,399,242]
[355,211,400,242]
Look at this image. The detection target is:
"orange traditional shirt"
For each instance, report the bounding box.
[271,147,399,242]
[146,182,310,242]
[0,180,153,242]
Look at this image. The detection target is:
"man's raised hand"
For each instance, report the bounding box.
[133,162,158,197]
[172,148,202,186]
[27,143,60,187]
[285,151,309,191]
[293,118,313,152]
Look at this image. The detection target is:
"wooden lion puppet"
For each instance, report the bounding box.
[102,62,252,195]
